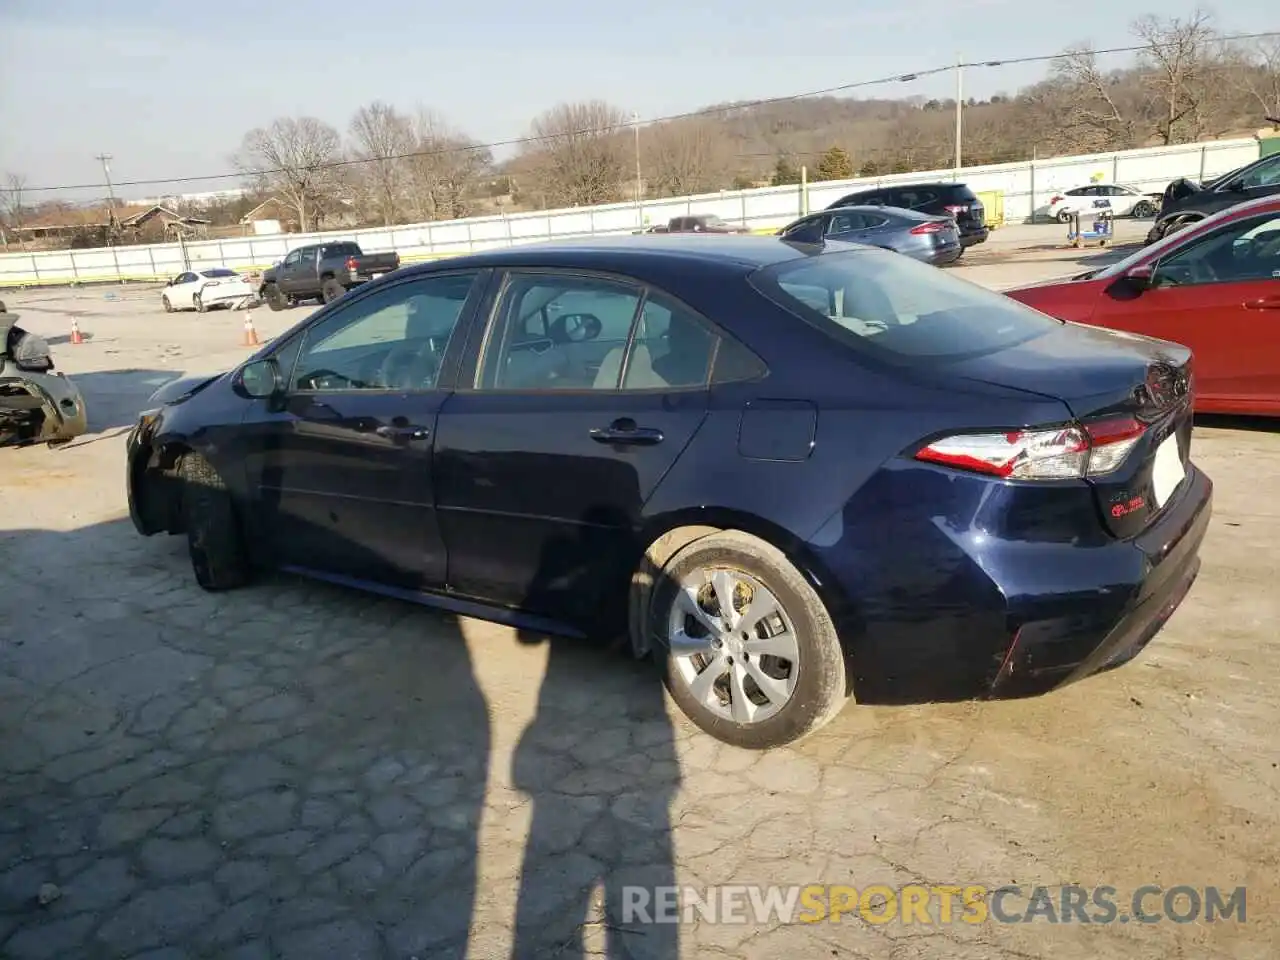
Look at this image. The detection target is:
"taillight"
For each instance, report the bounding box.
[1049,195,1064,205]
[345,256,358,270]
[914,416,1147,480]
[944,204,968,216]
[910,221,947,235]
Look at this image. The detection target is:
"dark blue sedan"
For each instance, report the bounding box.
[779,204,964,265]
[126,234,1212,749]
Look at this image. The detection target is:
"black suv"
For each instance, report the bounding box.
[1146,151,1280,244]
[825,182,989,248]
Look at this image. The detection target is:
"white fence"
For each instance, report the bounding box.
[0,137,1260,289]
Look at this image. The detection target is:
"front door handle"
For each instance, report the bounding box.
[1243,297,1280,310]
[375,424,430,440]
[589,418,664,446]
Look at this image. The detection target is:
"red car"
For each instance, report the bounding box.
[1007,194,1280,416]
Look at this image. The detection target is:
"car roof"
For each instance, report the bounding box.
[823,204,936,222]
[399,233,855,278]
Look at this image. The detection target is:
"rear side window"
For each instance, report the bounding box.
[749,250,1060,366]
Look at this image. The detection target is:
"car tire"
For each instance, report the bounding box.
[194,293,206,313]
[162,295,173,313]
[263,283,287,312]
[1056,209,1073,223]
[178,452,250,591]
[321,278,345,304]
[1132,200,1155,218]
[651,530,849,749]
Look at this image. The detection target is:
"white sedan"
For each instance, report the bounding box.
[161,268,256,313]
[1046,183,1163,223]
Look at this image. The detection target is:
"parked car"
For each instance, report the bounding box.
[636,215,751,235]
[777,205,962,266]
[126,234,1211,749]
[1,307,88,447]
[259,241,401,310]
[1006,193,1280,416]
[1046,183,1162,223]
[825,182,989,248]
[1145,151,1280,244]
[161,268,256,313]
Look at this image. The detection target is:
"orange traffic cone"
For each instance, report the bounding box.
[69,317,84,345]
[241,312,260,347]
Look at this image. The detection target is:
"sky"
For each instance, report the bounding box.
[0,0,1274,202]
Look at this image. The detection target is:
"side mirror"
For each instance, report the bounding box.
[234,358,282,399]
[1124,264,1155,289]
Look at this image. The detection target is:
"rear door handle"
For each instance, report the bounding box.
[1243,297,1280,310]
[589,418,664,446]
[375,424,430,440]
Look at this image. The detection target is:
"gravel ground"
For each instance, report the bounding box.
[1,222,1276,958]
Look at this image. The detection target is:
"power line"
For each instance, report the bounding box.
[21,29,1280,194]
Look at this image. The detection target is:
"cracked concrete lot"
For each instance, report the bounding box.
[1,225,1277,958]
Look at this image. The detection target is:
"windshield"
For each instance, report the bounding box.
[750,248,1061,365]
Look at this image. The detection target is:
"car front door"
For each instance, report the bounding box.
[172,272,198,306]
[433,269,720,629]
[1091,211,1280,410]
[276,249,302,295]
[239,269,487,589]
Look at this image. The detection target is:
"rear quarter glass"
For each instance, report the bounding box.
[943,185,980,202]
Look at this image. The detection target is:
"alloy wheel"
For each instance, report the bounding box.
[667,567,800,724]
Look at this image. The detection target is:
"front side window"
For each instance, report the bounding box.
[283,250,301,266]
[750,249,1060,365]
[1239,156,1280,190]
[827,213,863,233]
[291,272,479,392]
[1153,214,1280,286]
[479,273,644,390]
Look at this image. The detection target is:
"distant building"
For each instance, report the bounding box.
[11,204,210,248]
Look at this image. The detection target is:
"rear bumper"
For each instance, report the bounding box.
[814,460,1212,705]
[959,226,989,247]
[990,464,1212,698]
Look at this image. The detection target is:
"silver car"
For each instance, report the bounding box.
[1,304,88,447]
[777,205,964,266]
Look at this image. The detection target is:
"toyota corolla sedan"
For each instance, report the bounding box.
[126,234,1212,749]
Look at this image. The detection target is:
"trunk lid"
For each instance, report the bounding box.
[946,321,1194,538]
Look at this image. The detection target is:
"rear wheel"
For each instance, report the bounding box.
[178,452,250,591]
[1132,200,1155,218]
[162,295,173,313]
[263,282,287,312]
[1057,209,1073,224]
[321,278,345,303]
[194,292,206,313]
[652,530,849,749]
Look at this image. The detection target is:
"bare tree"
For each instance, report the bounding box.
[1133,9,1221,144]
[643,121,730,197]
[521,101,629,207]
[1227,38,1280,127]
[401,109,491,222]
[349,102,414,226]
[1048,46,1140,151]
[235,117,343,232]
[1,173,28,250]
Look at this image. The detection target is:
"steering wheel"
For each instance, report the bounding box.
[376,340,441,390]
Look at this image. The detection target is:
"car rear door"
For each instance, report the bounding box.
[433,269,717,630]
[238,269,487,589]
[1089,210,1280,411]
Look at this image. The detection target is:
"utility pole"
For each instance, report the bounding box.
[631,112,643,227]
[96,153,118,236]
[953,55,963,173]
